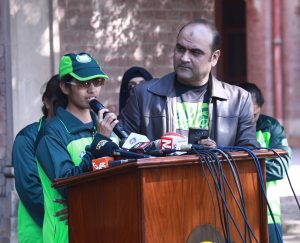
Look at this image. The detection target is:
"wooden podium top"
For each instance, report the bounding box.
[53,149,286,189]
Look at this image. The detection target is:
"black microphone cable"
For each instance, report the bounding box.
[199,151,234,242]
[212,148,257,243]
[261,147,300,210]
[197,149,239,242]
[254,147,299,243]
[182,146,286,243]
[221,146,284,243]
[208,149,246,243]
[222,146,282,243]
[196,151,230,242]
[196,148,261,243]
[207,149,253,243]
[207,150,232,242]
[194,149,247,242]
[239,147,284,243]
[196,152,220,241]
[220,149,254,242]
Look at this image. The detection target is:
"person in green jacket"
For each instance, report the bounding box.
[238,82,291,243]
[35,52,118,243]
[12,74,64,243]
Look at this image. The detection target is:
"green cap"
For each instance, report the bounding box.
[59,52,109,81]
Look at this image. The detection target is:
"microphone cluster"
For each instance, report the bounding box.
[89,130,209,171]
[90,137,150,160]
[88,99,208,167]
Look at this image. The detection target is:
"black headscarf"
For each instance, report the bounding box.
[119,66,153,114]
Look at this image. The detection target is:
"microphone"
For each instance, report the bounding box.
[121,132,150,149]
[90,139,150,159]
[141,144,206,156]
[108,159,137,167]
[89,99,129,139]
[92,156,114,171]
[160,132,188,150]
[129,140,160,154]
[92,157,137,170]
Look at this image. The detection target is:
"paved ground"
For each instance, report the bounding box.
[279,148,300,242]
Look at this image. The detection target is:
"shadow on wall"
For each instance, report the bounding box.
[58,0,215,65]
[57,0,215,113]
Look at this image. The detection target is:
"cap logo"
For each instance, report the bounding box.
[76,54,92,63]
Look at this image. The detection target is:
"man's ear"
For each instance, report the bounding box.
[211,49,221,67]
[59,82,69,95]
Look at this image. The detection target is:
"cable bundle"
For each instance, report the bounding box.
[189,146,295,243]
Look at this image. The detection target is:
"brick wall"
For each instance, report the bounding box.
[246,0,273,116]
[57,0,215,114]
[246,0,300,147]
[282,1,300,146]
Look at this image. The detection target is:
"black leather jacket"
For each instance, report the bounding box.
[120,72,259,147]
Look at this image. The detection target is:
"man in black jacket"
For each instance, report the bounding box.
[120,18,258,148]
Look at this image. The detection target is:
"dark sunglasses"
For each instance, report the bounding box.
[66,78,105,89]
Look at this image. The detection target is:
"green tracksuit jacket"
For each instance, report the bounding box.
[12,118,45,243]
[256,114,291,224]
[35,107,97,243]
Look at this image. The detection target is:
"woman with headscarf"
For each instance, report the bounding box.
[119,66,153,115]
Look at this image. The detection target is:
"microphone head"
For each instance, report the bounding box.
[89,99,105,113]
[121,132,150,149]
[90,139,119,158]
[89,100,129,140]
[160,133,188,150]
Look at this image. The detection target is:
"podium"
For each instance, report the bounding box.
[53,150,284,243]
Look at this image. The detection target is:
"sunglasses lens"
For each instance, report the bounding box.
[92,79,105,87]
[69,79,104,88]
[79,82,89,88]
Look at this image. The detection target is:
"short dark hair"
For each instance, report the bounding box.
[177,18,221,52]
[237,82,265,107]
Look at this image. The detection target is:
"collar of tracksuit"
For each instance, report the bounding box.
[56,106,98,134]
[256,114,274,131]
